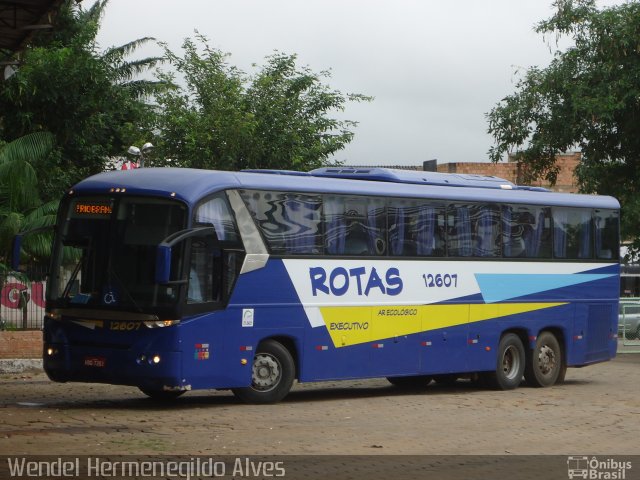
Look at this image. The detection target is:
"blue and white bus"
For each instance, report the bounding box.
[30,167,620,402]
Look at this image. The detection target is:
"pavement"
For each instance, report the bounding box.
[0,354,639,457]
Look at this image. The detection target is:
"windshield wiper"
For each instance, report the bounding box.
[61,258,83,301]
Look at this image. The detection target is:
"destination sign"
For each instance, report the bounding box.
[74,203,113,216]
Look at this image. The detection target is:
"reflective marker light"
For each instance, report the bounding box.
[241,359,248,365]
[45,310,61,321]
[143,319,180,328]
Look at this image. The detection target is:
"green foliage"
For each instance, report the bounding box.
[0,0,163,202]
[487,0,640,255]
[154,35,372,171]
[0,133,58,267]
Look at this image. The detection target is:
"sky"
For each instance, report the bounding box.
[95,0,623,168]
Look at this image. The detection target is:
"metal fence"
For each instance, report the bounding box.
[0,266,47,331]
[619,298,640,353]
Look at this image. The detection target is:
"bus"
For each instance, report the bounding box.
[20,167,620,403]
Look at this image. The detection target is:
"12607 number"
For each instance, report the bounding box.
[422,273,458,288]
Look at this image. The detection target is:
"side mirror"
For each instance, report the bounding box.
[155,244,173,285]
[155,226,218,285]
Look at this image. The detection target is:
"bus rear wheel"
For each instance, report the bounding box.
[525,331,565,387]
[386,375,432,388]
[485,333,525,390]
[232,339,295,404]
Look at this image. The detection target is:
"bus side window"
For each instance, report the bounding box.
[190,194,241,305]
[389,200,445,257]
[325,196,385,256]
[239,190,322,255]
[187,238,221,304]
[447,204,473,257]
[196,196,239,243]
[554,207,593,259]
[503,205,552,258]
[594,209,619,260]
[472,205,501,257]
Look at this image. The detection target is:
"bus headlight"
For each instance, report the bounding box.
[151,355,161,365]
[45,310,61,321]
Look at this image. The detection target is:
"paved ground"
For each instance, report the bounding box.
[0,354,639,457]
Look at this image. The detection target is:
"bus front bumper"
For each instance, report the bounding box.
[43,343,188,392]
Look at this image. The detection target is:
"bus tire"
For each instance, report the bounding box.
[486,333,525,390]
[232,339,295,404]
[139,387,186,401]
[525,331,565,387]
[386,375,432,388]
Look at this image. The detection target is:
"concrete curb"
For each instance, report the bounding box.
[0,358,43,374]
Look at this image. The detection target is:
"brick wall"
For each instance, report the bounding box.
[438,161,519,180]
[516,153,580,193]
[0,331,42,359]
[436,153,580,193]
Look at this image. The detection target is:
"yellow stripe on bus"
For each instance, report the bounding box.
[320,302,566,348]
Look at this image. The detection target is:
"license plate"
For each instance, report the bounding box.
[84,356,106,367]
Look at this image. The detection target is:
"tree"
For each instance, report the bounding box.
[154,35,372,171]
[0,0,163,202]
[0,132,58,268]
[486,0,640,254]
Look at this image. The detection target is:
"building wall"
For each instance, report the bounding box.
[0,331,42,359]
[351,153,581,193]
[436,153,580,193]
[437,161,518,181]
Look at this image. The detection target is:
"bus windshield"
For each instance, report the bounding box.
[48,196,187,311]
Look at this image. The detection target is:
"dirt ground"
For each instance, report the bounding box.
[0,354,639,457]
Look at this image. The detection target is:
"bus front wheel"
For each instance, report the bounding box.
[485,333,525,390]
[232,339,295,404]
[525,331,566,387]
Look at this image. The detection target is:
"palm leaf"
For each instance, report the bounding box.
[0,132,55,164]
[103,37,157,61]
[0,159,40,212]
[20,200,59,262]
[22,233,55,263]
[81,0,109,24]
[23,200,59,229]
[112,57,165,84]
[0,212,24,257]
[121,79,170,98]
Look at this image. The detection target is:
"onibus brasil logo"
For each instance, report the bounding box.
[567,456,632,479]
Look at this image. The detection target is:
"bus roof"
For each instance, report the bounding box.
[72,167,620,210]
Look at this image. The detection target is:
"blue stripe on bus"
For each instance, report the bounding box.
[475,273,617,303]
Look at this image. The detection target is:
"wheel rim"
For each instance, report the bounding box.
[537,344,557,376]
[251,353,281,392]
[502,345,521,380]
